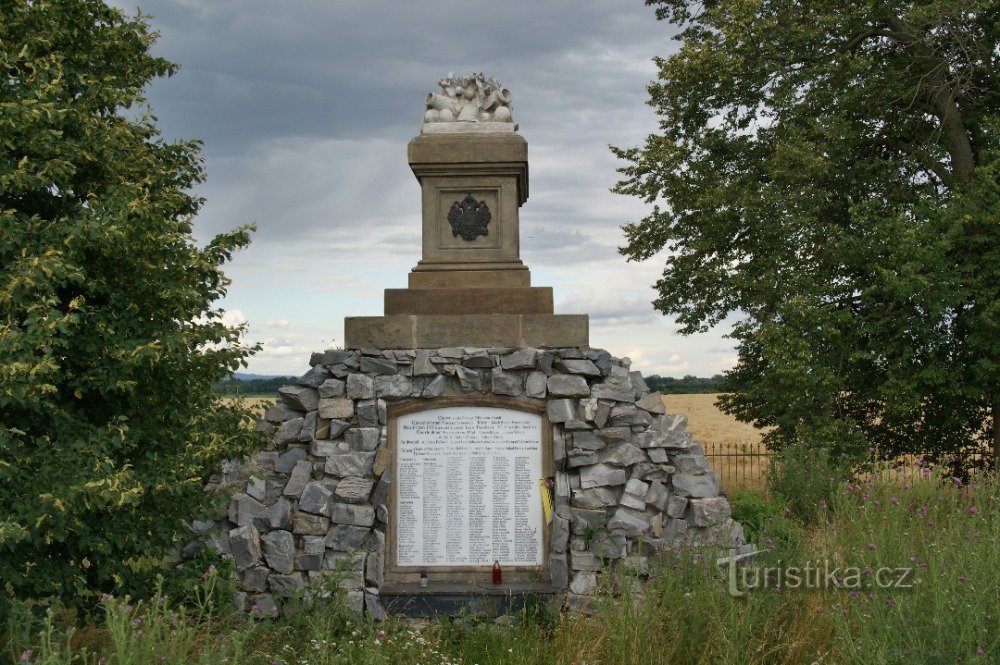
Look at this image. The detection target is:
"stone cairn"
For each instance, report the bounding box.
[183,75,744,618]
[190,346,744,618]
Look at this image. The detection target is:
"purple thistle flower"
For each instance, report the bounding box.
[867,543,876,550]
[969,506,979,515]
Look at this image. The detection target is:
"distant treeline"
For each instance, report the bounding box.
[644,374,725,394]
[216,376,297,396]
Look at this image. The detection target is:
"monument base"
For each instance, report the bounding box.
[380,582,562,618]
[189,345,746,621]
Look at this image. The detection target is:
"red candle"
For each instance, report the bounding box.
[492,560,502,585]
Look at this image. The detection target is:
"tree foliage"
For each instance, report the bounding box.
[615,0,1000,467]
[0,0,261,611]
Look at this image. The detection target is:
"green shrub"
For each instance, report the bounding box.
[728,489,782,543]
[765,442,852,523]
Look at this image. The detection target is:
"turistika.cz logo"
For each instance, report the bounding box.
[717,550,916,597]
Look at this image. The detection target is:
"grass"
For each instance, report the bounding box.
[7,468,996,665]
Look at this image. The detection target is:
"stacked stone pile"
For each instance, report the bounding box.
[190,345,745,617]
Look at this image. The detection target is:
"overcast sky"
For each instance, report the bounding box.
[114,0,738,378]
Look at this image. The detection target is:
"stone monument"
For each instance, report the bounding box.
[188,74,745,619]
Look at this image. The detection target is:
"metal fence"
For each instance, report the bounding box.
[701,440,771,492]
[699,440,993,494]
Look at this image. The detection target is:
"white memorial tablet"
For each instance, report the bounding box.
[395,406,544,568]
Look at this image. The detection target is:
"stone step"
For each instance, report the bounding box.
[384,287,553,315]
[344,313,589,348]
[408,268,531,289]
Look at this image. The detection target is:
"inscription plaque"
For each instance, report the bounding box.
[395,406,544,568]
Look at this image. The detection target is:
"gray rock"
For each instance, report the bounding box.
[282,460,312,498]
[297,411,318,442]
[599,443,645,467]
[553,429,566,461]
[261,530,294,574]
[619,492,646,510]
[570,551,600,572]
[295,550,324,572]
[608,405,653,427]
[229,493,264,527]
[551,514,570,553]
[245,476,266,502]
[438,347,465,358]
[673,454,711,474]
[689,497,732,526]
[293,512,330,535]
[326,525,372,551]
[537,351,555,375]
[269,573,306,597]
[299,482,333,516]
[279,385,319,412]
[297,366,331,388]
[265,402,303,423]
[501,348,538,370]
[645,480,670,512]
[666,495,689,518]
[571,487,617,509]
[345,427,379,452]
[593,401,612,429]
[359,357,397,375]
[546,375,590,397]
[331,503,376,527]
[646,447,669,464]
[490,367,522,396]
[274,417,305,446]
[229,525,262,570]
[525,371,547,398]
[310,439,338,457]
[421,375,447,397]
[548,554,569,588]
[569,572,597,595]
[462,354,496,369]
[672,473,719,498]
[335,477,375,504]
[325,451,376,477]
[546,398,576,423]
[624,478,650,497]
[636,393,666,414]
[580,463,627,489]
[571,431,605,451]
[590,384,635,402]
[249,593,278,618]
[365,551,383,586]
[630,370,649,394]
[413,350,437,376]
[256,497,293,531]
[597,427,631,443]
[318,397,353,420]
[664,518,688,541]
[568,507,606,536]
[455,366,483,391]
[313,350,354,366]
[555,358,601,376]
[355,398,384,427]
[242,567,269,593]
[365,592,386,620]
[566,452,599,468]
[325,419,352,439]
[346,373,375,399]
[587,533,626,559]
[608,508,651,536]
[318,378,346,398]
[375,374,412,399]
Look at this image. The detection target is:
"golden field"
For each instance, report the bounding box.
[225,393,767,492]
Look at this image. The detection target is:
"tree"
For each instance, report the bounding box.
[614,0,999,469]
[0,0,261,611]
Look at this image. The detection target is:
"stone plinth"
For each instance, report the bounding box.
[345,313,589,348]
